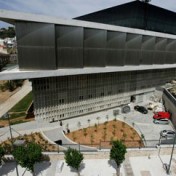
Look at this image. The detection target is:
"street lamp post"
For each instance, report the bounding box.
[166,133,176,174]
[6,113,19,176]
[7,113,13,144]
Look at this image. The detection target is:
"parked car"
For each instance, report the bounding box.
[134,105,148,114]
[153,119,169,125]
[160,130,175,138]
[153,111,171,119]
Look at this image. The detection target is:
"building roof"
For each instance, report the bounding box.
[0,8,175,80]
[75,1,176,35]
[0,9,175,40]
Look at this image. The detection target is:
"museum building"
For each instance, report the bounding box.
[0,1,176,122]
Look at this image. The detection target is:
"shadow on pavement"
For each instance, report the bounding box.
[0,161,16,175]
[34,161,51,176]
[108,159,117,170]
[69,163,85,175]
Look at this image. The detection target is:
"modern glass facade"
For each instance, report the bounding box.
[16,23,176,70]
[33,69,176,122]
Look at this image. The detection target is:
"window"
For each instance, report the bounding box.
[101,92,104,97]
[59,99,64,104]
[88,108,92,111]
[88,94,92,98]
[79,96,84,100]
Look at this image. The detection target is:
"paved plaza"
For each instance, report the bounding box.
[0,101,174,148]
[1,152,176,176]
[0,85,175,175]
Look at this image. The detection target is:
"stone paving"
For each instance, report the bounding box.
[1,148,176,176]
[0,101,174,149]
[41,103,174,149]
[43,127,97,151]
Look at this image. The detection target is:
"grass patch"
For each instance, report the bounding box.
[10,120,26,125]
[10,92,33,112]
[9,112,26,119]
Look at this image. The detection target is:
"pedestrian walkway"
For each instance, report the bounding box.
[0,80,32,118]
[123,157,134,176]
[1,152,176,176]
[43,127,97,151]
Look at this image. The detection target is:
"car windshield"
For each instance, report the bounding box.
[168,132,175,134]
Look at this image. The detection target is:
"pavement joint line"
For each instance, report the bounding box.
[123,156,134,176]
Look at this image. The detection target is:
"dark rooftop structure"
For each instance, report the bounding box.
[75,1,176,35]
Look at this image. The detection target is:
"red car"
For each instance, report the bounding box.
[153,111,171,119]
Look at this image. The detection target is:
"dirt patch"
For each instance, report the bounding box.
[66,120,143,148]
[0,132,59,153]
[0,116,34,127]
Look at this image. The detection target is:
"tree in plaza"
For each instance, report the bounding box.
[64,148,84,176]
[110,140,127,176]
[106,115,109,122]
[96,117,100,125]
[0,146,5,166]
[77,121,81,129]
[12,142,42,176]
[87,119,91,127]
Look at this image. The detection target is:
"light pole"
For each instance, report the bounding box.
[166,133,176,174]
[5,113,19,176]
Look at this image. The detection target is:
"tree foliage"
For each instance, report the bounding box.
[0,27,15,39]
[64,148,84,172]
[12,143,42,173]
[0,80,24,92]
[110,140,127,167]
[0,146,5,165]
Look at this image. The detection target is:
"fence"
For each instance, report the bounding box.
[42,139,174,152]
[1,138,175,154]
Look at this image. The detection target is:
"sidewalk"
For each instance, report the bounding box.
[0,80,32,118]
[1,151,176,176]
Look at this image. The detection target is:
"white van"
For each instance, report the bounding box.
[153,119,169,125]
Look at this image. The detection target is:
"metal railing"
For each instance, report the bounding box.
[41,139,171,152]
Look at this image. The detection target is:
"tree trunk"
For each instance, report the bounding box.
[116,165,120,176]
[31,171,35,176]
[77,170,80,176]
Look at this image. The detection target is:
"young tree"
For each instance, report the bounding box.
[106,115,109,122]
[77,121,81,129]
[12,142,42,176]
[110,140,127,176]
[94,123,98,132]
[96,117,100,125]
[83,128,87,137]
[64,148,84,176]
[87,119,91,127]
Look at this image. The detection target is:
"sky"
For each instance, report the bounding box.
[0,0,176,28]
